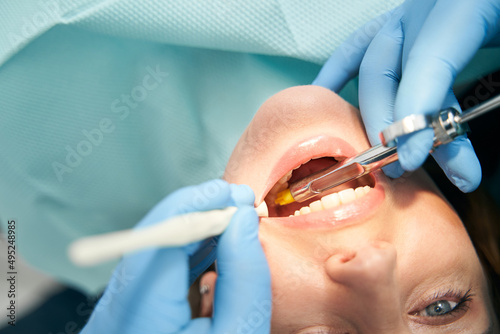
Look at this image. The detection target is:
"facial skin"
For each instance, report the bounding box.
[219,86,494,333]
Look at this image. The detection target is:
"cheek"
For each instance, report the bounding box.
[223,126,280,189]
[392,198,479,285]
[259,232,324,327]
[258,225,326,297]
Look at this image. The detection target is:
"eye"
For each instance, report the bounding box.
[409,288,473,325]
[420,300,458,316]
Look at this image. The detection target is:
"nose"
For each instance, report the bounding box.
[325,241,410,333]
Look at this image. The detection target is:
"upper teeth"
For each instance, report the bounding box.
[277,170,293,184]
[267,171,292,198]
[292,186,371,217]
[293,160,309,170]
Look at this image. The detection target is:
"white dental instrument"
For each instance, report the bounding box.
[275,94,500,205]
[69,202,269,266]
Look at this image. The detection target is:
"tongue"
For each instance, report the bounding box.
[289,157,337,184]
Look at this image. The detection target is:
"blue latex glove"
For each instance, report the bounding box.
[314,0,500,192]
[81,179,272,334]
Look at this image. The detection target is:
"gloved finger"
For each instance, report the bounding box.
[212,206,272,334]
[189,184,256,283]
[397,90,462,173]
[179,318,211,334]
[86,248,191,334]
[397,129,435,173]
[394,0,499,171]
[312,9,395,92]
[229,183,255,206]
[134,249,192,333]
[431,136,482,192]
[358,8,405,178]
[137,179,232,228]
[136,179,232,285]
[84,182,257,333]
[395,91,483,192]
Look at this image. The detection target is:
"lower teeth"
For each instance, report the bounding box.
[290,186,371,217]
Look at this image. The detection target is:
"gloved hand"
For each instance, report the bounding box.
[314,0,500,192]
[81,179,272,334]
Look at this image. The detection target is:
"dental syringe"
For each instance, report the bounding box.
[275,94,500,206]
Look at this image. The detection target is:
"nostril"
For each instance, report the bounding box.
[325,243,397,287]
[331,252,356,263]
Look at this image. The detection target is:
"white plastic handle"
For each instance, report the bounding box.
[68,202,268,267]
[68,207,237,267]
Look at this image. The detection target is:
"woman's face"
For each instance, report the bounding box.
[223,86,494,333]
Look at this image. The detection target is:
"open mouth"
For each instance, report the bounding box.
[263,156,376,218]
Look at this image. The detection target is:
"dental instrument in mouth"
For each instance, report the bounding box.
[68,202,269,266]
[275,94,500,206]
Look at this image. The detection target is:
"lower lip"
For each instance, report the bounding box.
[259,172,385,229]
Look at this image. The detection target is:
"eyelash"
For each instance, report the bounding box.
[432,288,473,314]
[411,287,474,323]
